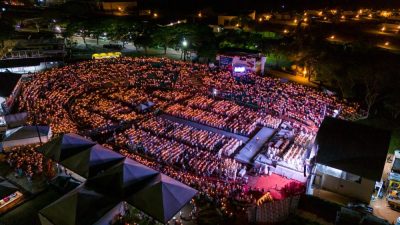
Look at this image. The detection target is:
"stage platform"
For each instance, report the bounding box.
[254,154,308,182]
[159,114,249,142]
[246,174,304,200]
[234,127,275,164]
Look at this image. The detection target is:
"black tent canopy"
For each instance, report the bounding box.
[0,177,19,200]
[86,158,159,198]
[60,144,125,178]
[38,134,198,224]
[39,186,119,225]
[37,133,96,162]
[127,173,198,223]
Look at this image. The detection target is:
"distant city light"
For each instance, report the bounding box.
[198,12,202,18]
[283,29,289,34]
[258,18,262,22]
[381,26,386,32]
[368,14,373,18]
[330,35,335,39]
[381,11,391,18]
[153,13,158,18]
[385,41,390,46]
[294,19,298,23]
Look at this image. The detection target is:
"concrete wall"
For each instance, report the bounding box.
[320,173,375,203]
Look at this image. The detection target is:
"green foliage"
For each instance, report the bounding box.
[0,21,14,47]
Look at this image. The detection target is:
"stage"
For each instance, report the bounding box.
[246,174,305,200]
[234,127,275,164]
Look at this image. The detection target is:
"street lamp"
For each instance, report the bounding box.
[182,38,188,61]
[153,13,158,18]
[385,41,390,46]
[330,35,335,40]
[182,39,188,47]
[381,26,386,32]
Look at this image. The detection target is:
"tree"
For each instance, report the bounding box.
[105,19,137,47]
[348,52,389,119]
[0,21,14,48]
[384,94,400,119]
[66,20,90,47]
[132,22,156,55]
[88,19,106,45]
[152,26,177,55]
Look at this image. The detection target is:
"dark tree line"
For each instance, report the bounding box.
[63,18,217,60]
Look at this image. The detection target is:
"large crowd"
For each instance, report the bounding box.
[16,57,365,212]
[4,144,56,181]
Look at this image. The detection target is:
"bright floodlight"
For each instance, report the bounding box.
[182,39,188,47]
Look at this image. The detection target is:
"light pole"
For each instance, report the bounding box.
[182,38,188,61]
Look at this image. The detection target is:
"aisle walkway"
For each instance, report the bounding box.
[159,114,249,142]
[235,127,275,164]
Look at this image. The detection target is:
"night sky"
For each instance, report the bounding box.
[143,0,400,13]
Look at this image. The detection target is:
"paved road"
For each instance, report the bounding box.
[268,70,318,87]
[159,114,249,142]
